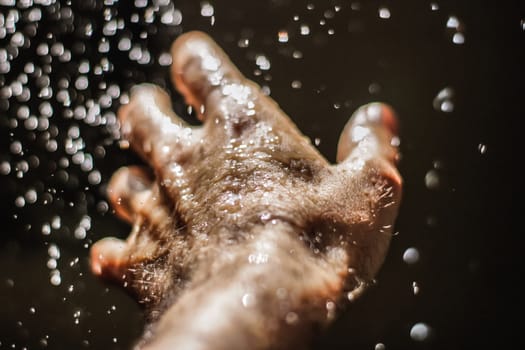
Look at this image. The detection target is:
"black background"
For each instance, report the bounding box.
[0,0,522,349]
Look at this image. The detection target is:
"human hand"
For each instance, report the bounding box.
[90,31,402,350]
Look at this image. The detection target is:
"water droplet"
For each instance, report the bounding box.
[15,196,26,207]
[412,281,420,295]
[255,55,271,70]
[48,244,60,259]
[278,30,289,43]
[375,343,386,350]
[285,311,299,324]
[29,307,36,314]
[291,80,302,89]
[51,216,61,229]
[447,16,460,29]
[430,2,439,11]
[50,270,61,286]
[403,247,420,264]
[162,7,183,26]
[379,7,391,19]
[25,188,37,204]
[10,141,23,155]
[410,322,431,341]
[238,38,249,48]
[292,50,303,59]
[0,161,11,175]
[41,223,51,235]
[452,32,465,44]
[300,24,310,35]
[424,169,440,190]
[47,258,57,269]
[478,143,487,154]
[433,87,454,112]
[200,2,214,17]
[241,293,255,307]
[368,82,381,94]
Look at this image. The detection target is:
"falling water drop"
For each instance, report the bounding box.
[403,247,420,264]
[410,322,431,341]
[424,169,440,190]
[378,7,391,19]
[412,281,420,295]
[375,343,386,350]
[478,143,487,154]
[433,87,455,113]
[300,24,310,35]
[278,30,289,43]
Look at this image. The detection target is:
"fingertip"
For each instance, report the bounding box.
[170,31,243,108]
[356,102,399,135]
[90,237,127,277]
[336,103,400,164]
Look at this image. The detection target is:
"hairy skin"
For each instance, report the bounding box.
[90,31,402,350]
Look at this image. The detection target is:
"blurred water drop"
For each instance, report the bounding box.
[118,37,131,51]
[292,50,303,59]
[300,24,310,35]
[51,215,61,229]
[161,8,182,26]
[433,87,454,112]
[50,270,61,286]
[41,223,51,235]
[0,161,11,175]
[379,7,391,19]
[478,143,487,154]
[10,140,23,155]
[200,2,214,17]
[430,2,439,11]
[412,281,420,295]
[446,16,460,29]
[237,38,249,48]
[25,188,37,204]
[48,244,60,259]
[452,32,465,44]
[241,293,255,308]
[410,322,431,341]
[47,259,57,269]
[403,247,420,264]
[424,169,440,190]
[278,30,289,43]
[255,55,271,70]
[158,52,172,66]
[15,196,26,207]
[375,343,386,350]
[285,311,299,325]
[291,80,302,89]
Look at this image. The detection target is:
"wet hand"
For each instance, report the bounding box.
[90,31,402,350]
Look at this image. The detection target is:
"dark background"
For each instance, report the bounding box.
[0,0,522,349]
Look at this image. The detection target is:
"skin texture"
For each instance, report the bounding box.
[90,31,402,350]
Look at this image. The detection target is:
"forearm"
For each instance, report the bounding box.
[140,228,345,350]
